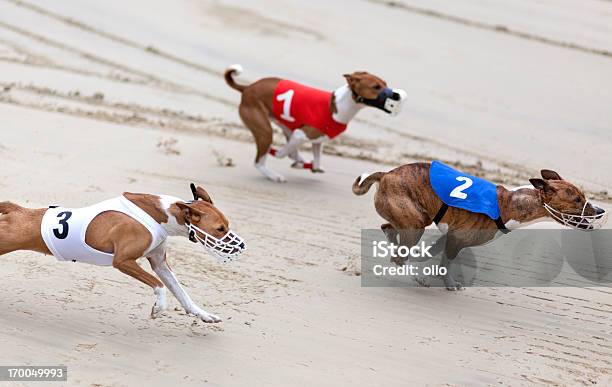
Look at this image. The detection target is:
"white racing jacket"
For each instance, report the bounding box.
[41,195,168,266]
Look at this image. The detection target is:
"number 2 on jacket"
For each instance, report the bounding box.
[449,176,473,199]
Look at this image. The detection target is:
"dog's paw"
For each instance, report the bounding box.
[413,276,431,288]
[255,164,286,183]
[187,307,222,323]
[291,161,305,169]
[198,312,222,323]
[150,302,167,319]
[270,174,287,183]
[150,288,168,319]
[444,278,463,291]
[311,167,325,174]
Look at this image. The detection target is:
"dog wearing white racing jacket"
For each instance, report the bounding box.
[0,184,246,323]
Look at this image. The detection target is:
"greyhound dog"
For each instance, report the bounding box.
[353,162,607,290]
[225,64,406,182]
[0,184,246,322]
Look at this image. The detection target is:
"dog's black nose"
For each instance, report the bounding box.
[239,242,245,249]
[596,206,606,215]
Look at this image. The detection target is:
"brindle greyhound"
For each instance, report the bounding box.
[353,163,607,290]
[0,184,245,322]
[225,64,405,182]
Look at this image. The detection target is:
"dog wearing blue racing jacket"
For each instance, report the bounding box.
[353,161,607,290]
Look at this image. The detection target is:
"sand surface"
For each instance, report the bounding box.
[0,1,611,386]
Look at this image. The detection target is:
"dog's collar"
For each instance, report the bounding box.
[433,203,510,234]
[352,90,364,103]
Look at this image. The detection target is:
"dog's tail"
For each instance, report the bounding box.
[0,201,20,214]
[352,172,385,195]
[224,64,247,93]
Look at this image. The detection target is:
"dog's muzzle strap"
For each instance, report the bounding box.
[184,219,198,243]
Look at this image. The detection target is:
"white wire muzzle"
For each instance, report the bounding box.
[187,223,246,262]
[543,201,608,230]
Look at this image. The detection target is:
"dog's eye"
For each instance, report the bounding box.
[575,197,582,203]
[217,226,226,233]
[374,85,382,90]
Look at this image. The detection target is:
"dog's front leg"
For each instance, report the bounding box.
[440,235,463,291]
[275,129,308,159]
[289,148,307,169]
[148,247,221,323]
[311,142,325,173]
[281,126,306,167]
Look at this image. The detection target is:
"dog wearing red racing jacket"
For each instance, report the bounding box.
[225,64,407,182]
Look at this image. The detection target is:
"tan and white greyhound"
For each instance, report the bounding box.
[225,64,406,182]
[0,184,245,323]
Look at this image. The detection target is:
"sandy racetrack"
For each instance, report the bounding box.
[1,1,611,386]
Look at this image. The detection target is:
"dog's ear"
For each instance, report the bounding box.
[530,178,556,194]
[343,73,354,85]
[344,72,368,82]
[541,169,563,180]
[195,186,213,204]
[175,202,201,223]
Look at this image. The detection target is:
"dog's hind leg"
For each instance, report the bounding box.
[0,205,21,255]
[239,104,286,183]
[394,228,425,266]
[0,224,13,256]
[381,223,398,244]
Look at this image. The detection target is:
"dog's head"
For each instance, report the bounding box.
[176,185,246,262]
[529,170,607,230]
[343,71,406,116]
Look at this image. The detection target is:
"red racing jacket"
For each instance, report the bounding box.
[272,80,347,139]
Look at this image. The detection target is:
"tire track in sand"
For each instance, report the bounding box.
[366,0,612,59]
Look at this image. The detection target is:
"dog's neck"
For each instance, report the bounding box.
[498,185,549,229]
[157,196,190,237]
[123,194,192,237]
[331,84,364,124]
